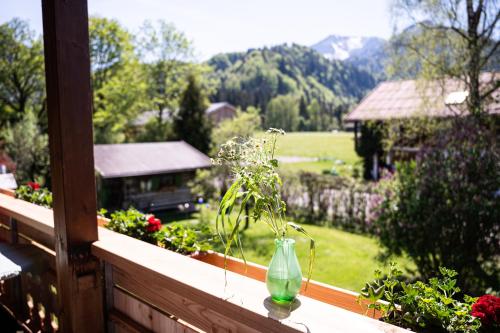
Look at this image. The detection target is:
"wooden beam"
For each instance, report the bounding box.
[354,121,359,151]
[41,1,104,332]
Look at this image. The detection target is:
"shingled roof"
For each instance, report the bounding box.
[205,102,235,114]
[94,141,211,179]
[345,73,499,121]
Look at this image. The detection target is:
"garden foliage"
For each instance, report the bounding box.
[103,208,212,254]
[375,119,500,294]
[281,171,380,234]
[15,182,52,208]
[359,265,486,333]
[173,73,212,154]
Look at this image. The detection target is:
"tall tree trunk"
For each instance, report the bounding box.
[466,0,483,116]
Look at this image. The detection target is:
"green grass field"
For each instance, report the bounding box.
[178,209,415,292]
[176,131,413,291]
[256,131,361,175]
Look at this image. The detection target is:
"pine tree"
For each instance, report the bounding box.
[298,96,309,131]
[173,74,212,153]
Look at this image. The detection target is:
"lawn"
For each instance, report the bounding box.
[178,208,415,292]
[256,131,361,175]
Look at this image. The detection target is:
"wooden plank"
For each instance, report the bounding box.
[0,188,15,197]
[194,252,382,317]
[112,266,262,333]
[93,228,407,333]
[41,0,104,331]
[113,287,200,333]
[110,309,154,333]
[194,251,267,281]
[98,216,109,227]
[105,263,116,333]
[0,193,54,238]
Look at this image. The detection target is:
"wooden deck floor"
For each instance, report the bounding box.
[0,304,24,332]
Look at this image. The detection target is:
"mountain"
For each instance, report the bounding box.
[207,44,377,129]
[311,35,388,79]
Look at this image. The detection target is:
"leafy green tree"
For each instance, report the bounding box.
[376,119,500,294]
[265,95,299,131]
[298,96,309,130]
[137,20,194,139]
[93,59,147,143]
[212,106,261,152]
[3,111,49,184]
[89,17,146,143]
[390,0,499,116]
[134,117,174,143]
[307,99,322,131]
[89,16,133,92]
[173,73,211,153]
[0,18,45,127]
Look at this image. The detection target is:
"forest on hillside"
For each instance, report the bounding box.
[208,44,377,131]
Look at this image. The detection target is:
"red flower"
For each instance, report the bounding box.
[471,294,500,326]
[27,181,40,190]
[146,215,162,232]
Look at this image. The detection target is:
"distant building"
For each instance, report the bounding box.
[0,151,17,189]
[345,73,499,179]
[0,174,17,190]
[132,110,170,127]
[0,151,16,174]
[94,141,211,213]
[205,102,237,125]
[132,102,237,129]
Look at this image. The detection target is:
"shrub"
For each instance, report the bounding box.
[15,182,53,208]
[104,208,212,254]
[161,223,212,255]
[375,119,500,294]
[359,265,482,333]
[281,171,379,234]
[104,208,160,244]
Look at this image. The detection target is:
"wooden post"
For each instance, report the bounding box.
[41,1,104,332]
[354,121,359,151]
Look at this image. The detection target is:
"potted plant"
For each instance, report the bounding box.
[214,128,315,305]
[358,264,496,333]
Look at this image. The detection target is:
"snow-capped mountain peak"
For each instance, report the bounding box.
[311,35,385,61]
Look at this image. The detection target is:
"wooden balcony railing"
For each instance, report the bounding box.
[0,192,407,332]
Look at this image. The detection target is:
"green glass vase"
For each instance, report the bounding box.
[266,238,303,304]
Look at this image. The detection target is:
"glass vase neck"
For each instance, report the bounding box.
[274,238,295,247]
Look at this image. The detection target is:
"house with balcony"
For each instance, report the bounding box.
[345,74,499,179]
[94,141,211,213]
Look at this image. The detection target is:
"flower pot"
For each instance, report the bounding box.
[266,238,302,304]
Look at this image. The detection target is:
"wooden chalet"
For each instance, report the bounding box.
[345,74,499,179]
[205,102,237,125]
[94,141,211,213]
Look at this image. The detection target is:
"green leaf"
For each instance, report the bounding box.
[287,221,315,290]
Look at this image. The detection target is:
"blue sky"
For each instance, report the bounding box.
[1,0,393,59]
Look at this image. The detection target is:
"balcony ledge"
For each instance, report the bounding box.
[0,192,408,332]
